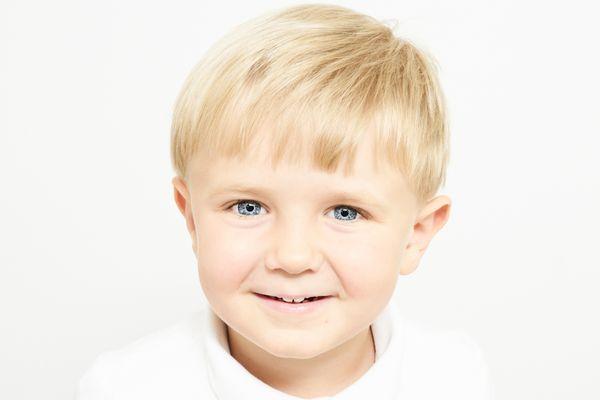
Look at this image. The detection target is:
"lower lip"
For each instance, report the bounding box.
[254,293,334,314]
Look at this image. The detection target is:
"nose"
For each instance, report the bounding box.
[265,215,324,274]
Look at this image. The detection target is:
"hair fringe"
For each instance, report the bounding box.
[170,3,449,206]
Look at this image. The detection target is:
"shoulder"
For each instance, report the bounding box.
[398,318,494,400]
[75,310,210,400]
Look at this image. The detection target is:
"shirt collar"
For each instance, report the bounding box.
[202,300,405,399]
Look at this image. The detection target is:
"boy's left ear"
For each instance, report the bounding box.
[399,195,451,275]
[172,176,198,255]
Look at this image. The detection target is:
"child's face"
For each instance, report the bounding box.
[172,135,450,359]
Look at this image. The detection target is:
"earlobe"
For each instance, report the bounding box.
[398,245,420,275]
[399,195,452,276]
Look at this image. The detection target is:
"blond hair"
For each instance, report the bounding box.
[170,3,449,207]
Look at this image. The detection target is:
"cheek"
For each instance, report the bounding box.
[328,229,404,299]
[195,215,264,294]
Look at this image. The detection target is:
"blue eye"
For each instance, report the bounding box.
[232,200,264,217]
[330,205,360,221]
[227,200,365,222]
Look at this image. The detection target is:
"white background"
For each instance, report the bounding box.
[1,0,599,399]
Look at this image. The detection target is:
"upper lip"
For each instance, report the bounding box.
[254,292,333,299]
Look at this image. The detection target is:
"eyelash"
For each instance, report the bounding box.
[223,199,368,222]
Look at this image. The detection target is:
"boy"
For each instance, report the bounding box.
[76,3,492,399]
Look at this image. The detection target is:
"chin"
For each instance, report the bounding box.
[259,336,330,359]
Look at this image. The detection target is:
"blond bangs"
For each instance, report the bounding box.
[170,4,448,206]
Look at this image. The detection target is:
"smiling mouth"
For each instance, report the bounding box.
[254,293,330,303]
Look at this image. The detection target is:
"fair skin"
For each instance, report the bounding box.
[172,134,451,398]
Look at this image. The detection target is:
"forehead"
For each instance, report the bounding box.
[188,134,417,212]
[192,133,385,183]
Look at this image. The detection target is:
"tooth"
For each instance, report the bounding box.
[280,297,305,303]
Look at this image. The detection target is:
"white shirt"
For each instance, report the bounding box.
[75,300,493,399]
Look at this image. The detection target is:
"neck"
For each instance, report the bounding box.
[227,325,376,398]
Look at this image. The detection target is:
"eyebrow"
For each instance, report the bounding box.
[209,183,386,211]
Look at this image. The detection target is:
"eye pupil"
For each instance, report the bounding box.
[334,206,357,221]
[236,200,261,216]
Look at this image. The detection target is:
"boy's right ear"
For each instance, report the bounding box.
[171,176,197,254]
[171,176,189,216]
